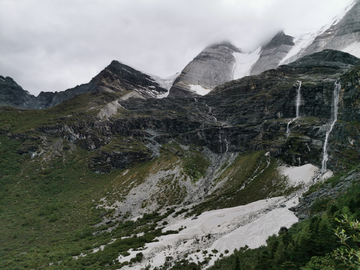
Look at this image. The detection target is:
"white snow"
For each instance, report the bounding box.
[343,42,360,58]
[189,84,213,96]
[232,48,260,80]
[118,163,327,270]
[279,163,320,186]
[151,72,179,99]
[151,73,179,91]
[279,33,318,65]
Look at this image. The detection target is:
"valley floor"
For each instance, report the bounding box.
[119,164,330,269]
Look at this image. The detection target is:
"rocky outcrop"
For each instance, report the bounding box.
[0,76,37,108]
[168,42,241,98]
[89,60,167,98]
[290,169,360,220]
[250,31,295,75]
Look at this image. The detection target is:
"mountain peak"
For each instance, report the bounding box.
[262,31,295,50]
[168,41,240,98]
[250,31,295,75]
[206,41,242,53]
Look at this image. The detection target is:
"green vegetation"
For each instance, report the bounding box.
[183,150,211,182]
[0,132,180,269]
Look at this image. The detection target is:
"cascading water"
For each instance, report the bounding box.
[286,81,302,137]
[321,81,341,173]
[218,129,229,153]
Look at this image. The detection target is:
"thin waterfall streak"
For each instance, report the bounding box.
[321,81,341,173]
[296,81,302,119]
[286,81,302,137]
[224,137,229,153]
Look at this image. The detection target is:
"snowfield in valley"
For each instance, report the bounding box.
[118,164,330,269]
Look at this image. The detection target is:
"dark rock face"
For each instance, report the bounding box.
[290,170,360,220]
[250,31,295,75]
[89,148,152,173]
[201,50,360,167]
[89,60,167,98]
[83,51,358,171]
[4,50,360,173]
[169,42,241,98]
[0,76,37,108]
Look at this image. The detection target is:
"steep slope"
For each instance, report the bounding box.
[87,60,168,98]
[168,42,241,98]
[297,0,360,59]
[280,0,360,66]
[250,31,295,75]
[0,75,37,108]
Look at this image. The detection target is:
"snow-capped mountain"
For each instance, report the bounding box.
[166,0,359,97]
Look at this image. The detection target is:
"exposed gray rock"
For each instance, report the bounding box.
[292,0,360,60]
[168,42,241,98]
[0,76,37,108]
[250,31,295,75]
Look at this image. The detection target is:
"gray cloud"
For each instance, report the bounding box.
[0,0,353,95]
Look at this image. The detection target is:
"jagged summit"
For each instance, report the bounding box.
[250,31,295,75]
[89,60,167,98]
[205,41,242,53]
[262,31,295,50]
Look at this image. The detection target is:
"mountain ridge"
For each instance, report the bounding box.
[1,0,359,106]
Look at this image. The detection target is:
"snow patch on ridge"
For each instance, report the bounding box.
[151,73,179,91]
[343,42,360,58]
[279,33,317,65]
[189,84,213,96]
[151,73,179,99]
[232,48,260,80]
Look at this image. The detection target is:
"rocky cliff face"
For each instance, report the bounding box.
[250,31,295,75]
[88,60,168,98]
[25,50,359,173]
[0,76,37,108]
[168,42,241,98]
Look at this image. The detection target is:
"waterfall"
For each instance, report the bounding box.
[321,81,341,173]
[218,129,229,153]
[286,81,302,136]
[295,81,301,118]
[205,103,217,122]
[218,129,223,153]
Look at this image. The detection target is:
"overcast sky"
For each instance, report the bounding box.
[0,0,354,96]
